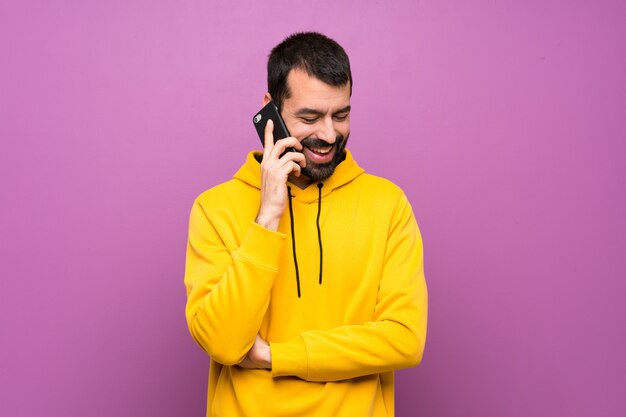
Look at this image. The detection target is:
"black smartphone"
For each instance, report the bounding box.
[252,101,291,147]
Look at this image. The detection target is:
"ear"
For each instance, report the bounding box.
[262,92,272,106]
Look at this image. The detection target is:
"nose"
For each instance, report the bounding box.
[317,117,336,144]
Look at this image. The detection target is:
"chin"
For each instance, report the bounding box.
[302,149,347,181]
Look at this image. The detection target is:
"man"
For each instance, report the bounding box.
[184,32,427,417]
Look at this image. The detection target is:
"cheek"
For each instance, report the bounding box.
[289,124,316,141]
[336,122,350,138]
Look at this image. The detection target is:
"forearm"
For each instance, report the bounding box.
[185,216,285,365]
[271,194,428,381]
[187,257,274,365]
[271,316,426,381]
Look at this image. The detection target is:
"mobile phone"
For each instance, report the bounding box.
[252,101,291,147]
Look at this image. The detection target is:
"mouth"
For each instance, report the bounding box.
[303,143,335,163]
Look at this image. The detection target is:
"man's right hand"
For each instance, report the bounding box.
[255,119,306,231]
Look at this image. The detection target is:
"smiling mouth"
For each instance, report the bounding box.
[303,143,335,163]
[305,144,333,155]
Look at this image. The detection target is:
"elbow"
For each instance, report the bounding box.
[407,338,425,367]
[206,344,248,366]
[188,317,249,366]
[396,325,426,369]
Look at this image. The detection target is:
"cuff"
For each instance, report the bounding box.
[270,335,308,379]
[236,221,286,271]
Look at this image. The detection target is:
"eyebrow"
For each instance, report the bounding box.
[294,105,351,117]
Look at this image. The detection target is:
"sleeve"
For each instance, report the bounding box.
[270,193,428,381]
[184,200,286,366]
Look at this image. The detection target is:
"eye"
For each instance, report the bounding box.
[301,118,318,124]
[333,113,349,122]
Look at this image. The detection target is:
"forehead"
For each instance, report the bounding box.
[284,69,351,111]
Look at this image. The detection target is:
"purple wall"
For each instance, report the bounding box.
[1,1,624,416]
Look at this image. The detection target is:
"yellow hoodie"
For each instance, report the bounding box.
[184,150,427,417]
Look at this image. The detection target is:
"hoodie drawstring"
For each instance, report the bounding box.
[287,183,324,298]
[287,186,301,298]
[316,183,324,285]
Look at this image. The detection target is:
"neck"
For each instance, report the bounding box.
[288,173,314,190]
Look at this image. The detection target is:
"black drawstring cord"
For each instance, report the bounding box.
[316,183,324,285]
[287,186,301,298]
[287,183,323,297]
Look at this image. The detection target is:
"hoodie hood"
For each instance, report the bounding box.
[233,149,365,203]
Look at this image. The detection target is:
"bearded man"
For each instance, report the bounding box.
[184,31,428,417]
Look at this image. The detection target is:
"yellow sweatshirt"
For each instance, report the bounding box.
[184,150,427,417]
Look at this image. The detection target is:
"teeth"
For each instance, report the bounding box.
[309,146,332,154]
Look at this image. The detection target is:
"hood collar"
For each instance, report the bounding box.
[233,149,365,204]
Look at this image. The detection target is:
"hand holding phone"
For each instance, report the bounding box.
[252,101,306,231]
[252,101,293,151]
[253,101,290,144]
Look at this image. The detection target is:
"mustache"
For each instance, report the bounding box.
[301,135,345,148]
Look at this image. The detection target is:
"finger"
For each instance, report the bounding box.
[290,137,304,151]
[281,161,301,178]
[291,162,302,177]
[277,151,306,168]
[238,356,253,368]
[273,154,305,176]
[270,137,303,159]
[263,119,275,158]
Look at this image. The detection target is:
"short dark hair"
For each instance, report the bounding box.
[267,32,353,110]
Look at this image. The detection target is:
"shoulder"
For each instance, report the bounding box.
[337,173,412,222]
[192,178,252,212]
[357,173,417,220]
[353,173,406,201]
[195,179,236,203]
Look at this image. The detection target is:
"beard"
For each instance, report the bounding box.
[300,132,349,182]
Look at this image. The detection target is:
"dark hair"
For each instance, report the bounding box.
[267,32,352,110]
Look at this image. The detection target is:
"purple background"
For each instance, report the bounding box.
[1,1,625,416]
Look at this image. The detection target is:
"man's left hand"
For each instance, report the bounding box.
[238,334,272,369]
